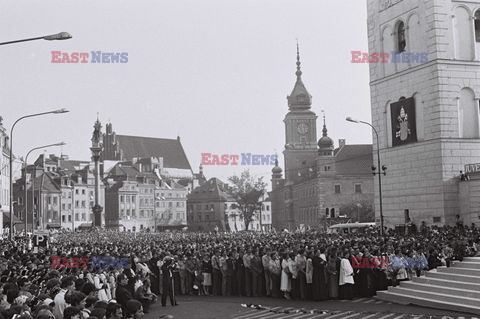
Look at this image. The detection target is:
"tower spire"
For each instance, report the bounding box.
[322,110,328,137]
[296,40,302,78]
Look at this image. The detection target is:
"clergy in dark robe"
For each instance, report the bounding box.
[312,249,328,301]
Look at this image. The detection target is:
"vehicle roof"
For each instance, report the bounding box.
[328,222,376,229]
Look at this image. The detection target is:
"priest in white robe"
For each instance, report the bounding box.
[339,250,354,300]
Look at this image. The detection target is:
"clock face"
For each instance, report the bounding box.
[297,123,309,135]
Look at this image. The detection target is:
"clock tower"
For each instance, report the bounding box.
[283,44,318,183]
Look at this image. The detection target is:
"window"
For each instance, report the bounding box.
[354,184,362,194]
[330,208,335,218]
[82,189,85,195]
[68,215,71,222]
[81,213,86,221]
[81,200,86,208]
[75,213,79,221]
[458,88,479,138]
[53,197,58,205]
[75,189,79,195]
[205,204,209,210]
[169,202,173,208]
[140,210,144,218]
[62,204,66,210]
[47,196,51,205]
[75,200,79,208]
[397,21,406,52]
[334,185,341,194]
[176,202,180,207]
[324,166,330,171]
[68,204,71,210]
[62,215,66,222]
[475,10,480,42]
[326,208,330,218]
[433,216,441,223]
[68,192,71,199]
[267,205,270,211]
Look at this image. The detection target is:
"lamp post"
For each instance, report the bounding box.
[0,32,72,46]
[24,142,65,235]
[346,117,386,235]
[9,108,69,240]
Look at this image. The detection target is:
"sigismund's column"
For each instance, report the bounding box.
[90,118,104,227]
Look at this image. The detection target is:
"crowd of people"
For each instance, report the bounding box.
[0,223,478,319]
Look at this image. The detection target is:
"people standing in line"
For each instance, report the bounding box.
[339,250,354,300]
[261,248,272,297]
[161,256,178,307]
[269,252,282,298]
[250,250,263,297]
[280,252,292,300]
[243,249,253,297]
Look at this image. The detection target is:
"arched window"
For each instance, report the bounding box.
[454,6,474,60]
[458,88,479,138]
[397,22,406,52]
[475,10,480,42]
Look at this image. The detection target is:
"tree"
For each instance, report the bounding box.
[339,200,374,223]
[227,170,267,231]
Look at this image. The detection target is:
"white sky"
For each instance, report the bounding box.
[0,0,371,185]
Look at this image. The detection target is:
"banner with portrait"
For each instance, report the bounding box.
[391,97,417,147]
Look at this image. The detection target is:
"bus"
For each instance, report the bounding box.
[327,222,376,234]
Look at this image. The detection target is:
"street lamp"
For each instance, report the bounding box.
[0,32,72,46]
[346,116,386,235]
[24,142,66,235]
[9,108,69,240]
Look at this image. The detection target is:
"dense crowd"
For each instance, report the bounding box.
[0,224,478,319]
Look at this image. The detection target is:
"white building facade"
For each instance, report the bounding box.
[367,0,480,227]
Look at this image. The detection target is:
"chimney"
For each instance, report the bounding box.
[339,139,346,149]
[177,135,181,142]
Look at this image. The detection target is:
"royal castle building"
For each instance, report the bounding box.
[270,48,374,231]
[366,0,480,227]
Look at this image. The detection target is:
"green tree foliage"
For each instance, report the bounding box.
[227,170,267,231]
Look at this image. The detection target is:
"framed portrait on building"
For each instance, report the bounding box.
[391,97,417,147]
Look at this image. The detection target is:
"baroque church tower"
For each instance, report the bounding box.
[283,44,318,184]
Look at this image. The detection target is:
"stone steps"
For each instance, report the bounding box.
[376,290,480,315]
[375,258,480,315]
[399,281,480,299]
[437,266,480,276]
[412,275,480,291]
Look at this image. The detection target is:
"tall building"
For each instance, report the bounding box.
[102,123,193,181]
[0,117,9,234]
[13,154,105,230]
[366,0,480,227]
[270,48,374,231]
[104,158,187,232]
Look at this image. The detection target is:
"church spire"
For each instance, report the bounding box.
[322,112,328,137]
[296,40,302,79]
[287,41,312,110]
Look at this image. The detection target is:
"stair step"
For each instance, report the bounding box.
[437,266,480,276]
[425,270,480,284]
[376,290,480,315]
[451,261,480,269]
[413,276,480,291]
[400,281,480,299]
[463,257,480,262]
[386,286,480,307]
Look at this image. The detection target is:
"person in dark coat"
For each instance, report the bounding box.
[115,273,133,310]
[312,248,328,301]
[161,257,178,307]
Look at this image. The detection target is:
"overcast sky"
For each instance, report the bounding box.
[0,0,371,185]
